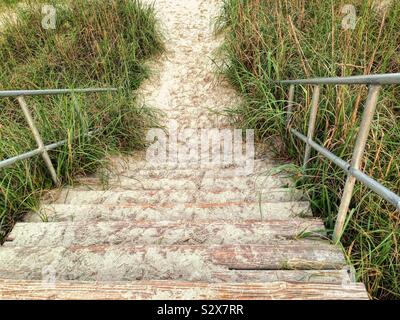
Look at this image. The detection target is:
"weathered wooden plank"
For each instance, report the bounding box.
[0,244,346,281]
[0,279,369,300]
[5,220,325,247]
[109,167,277,179]
[106,157,277,175]
[73,174,291,191]
[210,269,353,284]
[51,188,304,206]
[25,201,311,222]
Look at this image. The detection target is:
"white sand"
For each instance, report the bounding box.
[138,0,241,129]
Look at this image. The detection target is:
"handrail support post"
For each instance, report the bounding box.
[333,85,381,242]
[303,85,321,168]
[286,85,295,128]
[17,96,60,186]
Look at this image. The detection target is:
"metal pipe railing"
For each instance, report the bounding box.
[303,85,320,168]
[291,129,400,211]
[0,140,67,169]
[0,87,117,185]
[279,72,400,85]
[0,88,117,97]
[281,73,400,242]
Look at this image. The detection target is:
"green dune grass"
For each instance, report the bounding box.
[216,0,399,299]
[0,0,164,242]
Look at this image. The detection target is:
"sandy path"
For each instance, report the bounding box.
[139,0,240,129]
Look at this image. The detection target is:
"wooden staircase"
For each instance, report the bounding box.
[0,0,369,300]
[0,157,369,300]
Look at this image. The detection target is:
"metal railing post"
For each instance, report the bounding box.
[286,85,295,128]
[303,85,320,168]
[333,85,381,242]
[17,96,60,186]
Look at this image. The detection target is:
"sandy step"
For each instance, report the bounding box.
[0,279,368,300]
[102,166,287,179]
[0,243,346,281]
[5,220,325,247]
[210,269,355,284]
[72,175,292,191]
[25,201,312,222]
[50,188,304,206]
[106,158,279,173]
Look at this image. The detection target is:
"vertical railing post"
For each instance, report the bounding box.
[333,85,381,242]
[286,85,295,128]
[303,85,321,168]
[17,96,60,186]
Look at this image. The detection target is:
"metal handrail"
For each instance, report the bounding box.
[280,73,400,242]
[279,73,400,85]
[0,87,117,185]
[0,88,118,97]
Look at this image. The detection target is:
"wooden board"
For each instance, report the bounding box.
[209,269,353,284]
[52,188,303,205]
[24,201,312,222]
[0,279,369,300]
[0,244,346,281]
[5,220,325,246]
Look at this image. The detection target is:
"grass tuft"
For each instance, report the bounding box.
[0,0,164,242]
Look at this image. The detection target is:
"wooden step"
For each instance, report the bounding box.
[49,188,304,205]
[72,174,292,191]
[106,158,278,174]
[25,201,312,222]
[0,279,369,300]
[105,167,279,179]
[5,220,325,247]
[210,269,354,284]
[0,243,346,281]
